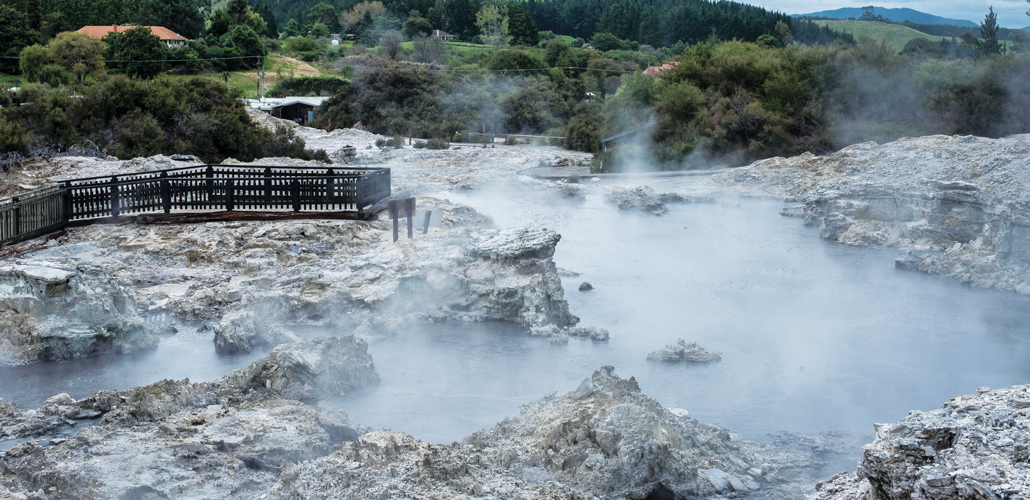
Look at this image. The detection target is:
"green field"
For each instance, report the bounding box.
[815,20,947,51]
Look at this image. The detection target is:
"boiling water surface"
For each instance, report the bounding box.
[336,193,1030,444]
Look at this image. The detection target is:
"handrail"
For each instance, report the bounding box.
[0,164,391,247]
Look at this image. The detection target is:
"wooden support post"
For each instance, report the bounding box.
[205,165,214,207]
[225,179,234,211]
[291,179,301,212]
[423,209,431,235]
[160,172,171,214]
[62,183,72,221]
[406,198,414,239]
[110,176,120,219]
[11,197,19,236]
[392,206,399,242]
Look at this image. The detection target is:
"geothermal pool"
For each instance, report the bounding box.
[337,192,1030,443]
[3,189,1030,449]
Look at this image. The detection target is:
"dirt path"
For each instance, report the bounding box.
[239,56,323,89]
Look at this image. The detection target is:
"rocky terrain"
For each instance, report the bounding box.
[809,384,1030,500]
[648,339,722,363]
[0,336,376,499]
[707,134,1030,294]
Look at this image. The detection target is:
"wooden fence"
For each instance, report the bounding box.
[0,164,391,246]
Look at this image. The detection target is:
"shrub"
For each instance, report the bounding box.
[308,148,330,162]
[504,135,518,145]
[425,138,449,149]
[375,135,405,148]
[413,140,427,148]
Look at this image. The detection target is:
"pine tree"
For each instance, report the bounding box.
[979,6,1003,57]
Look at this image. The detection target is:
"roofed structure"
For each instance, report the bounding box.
[76,26,188,49]
[431,30,455,41]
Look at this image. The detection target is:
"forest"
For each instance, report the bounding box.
[0,0,1028,172]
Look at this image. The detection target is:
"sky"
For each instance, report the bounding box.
[752,1,1030,28]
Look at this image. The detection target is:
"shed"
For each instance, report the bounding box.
[431,30,455,41]
[247,97,330,125]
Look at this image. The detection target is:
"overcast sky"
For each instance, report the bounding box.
[752,1,1030,28]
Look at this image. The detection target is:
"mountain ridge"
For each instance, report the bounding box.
[793,6,977,27]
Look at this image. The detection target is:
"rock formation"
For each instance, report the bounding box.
[810,384,1030,500]
[648,339,722,363]
[711,135,1030,294]
[0,261,155,365]
[263,366,764,499]
[0,336,376,499]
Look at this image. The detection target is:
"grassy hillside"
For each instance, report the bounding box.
[815,20,945,51]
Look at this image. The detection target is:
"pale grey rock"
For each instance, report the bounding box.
[647,339,722,363]
[213,310,300,354]
[709,135,1030,294]
[565,325,609,341]
[810,384,1030,500]
[262,366,765,499]
[0,337,375,499]
[0,261,155,366]
[605,186,669,215]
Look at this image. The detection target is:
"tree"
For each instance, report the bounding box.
[48,32,106,83]
[133,0,210,40]
[26,0,40,31]
[411,35,444,63]
[380,30,403,59]
[307,3,338,31]
[311,22,330,38]
[20,44,50,82]
[253,3,279,38]
[105,26,168,79]
[226,25,266,60]
[774,21,793,46]
[445,0,478,40]
[227,0,250,26]
[476,2,509,48]
[590,32,622,51]
[0,6,39,74]
[340,2,387,33]
[283,18,301,37]
[859,6,877,21]
[978,6,1004,57]
[403,16,433,38]
[506,3,538,46]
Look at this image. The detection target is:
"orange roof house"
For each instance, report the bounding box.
[76,26,188,48]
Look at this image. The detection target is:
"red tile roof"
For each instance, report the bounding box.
[76,26,187,41]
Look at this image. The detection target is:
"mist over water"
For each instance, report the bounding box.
[2,184,1029,449]
[337,191,1030,444]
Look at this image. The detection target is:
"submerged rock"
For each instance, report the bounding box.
[0,262,156,366]
[578,281,593,291]
[811,384,1030,500]
[647,339,721,363]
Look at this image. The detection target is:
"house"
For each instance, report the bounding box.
[246,97,330,125]
[431,30,455,41]
[76,26,188,49]
[643,61,679,76]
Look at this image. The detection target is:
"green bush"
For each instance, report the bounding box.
[375,135,405,148]
[267,76,350,97]
[425,138,449,149]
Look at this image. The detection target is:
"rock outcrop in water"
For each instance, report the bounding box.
[711,135,1030,294]
[0,336,375,499]
[0,261,155,365]
[809,384,1030,500]
[648,339,722,363]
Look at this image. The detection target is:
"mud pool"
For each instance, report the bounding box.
[3,190,1030,449]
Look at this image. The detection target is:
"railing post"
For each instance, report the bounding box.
[11,197,19,237]
[225,179,234,211]
[62,182,72,221]
[326,168,334,206]
[160,172,171,214]
[264,167,272,205]
[206,165,214,207]
[291,179,300,212]
[110,176,120,219]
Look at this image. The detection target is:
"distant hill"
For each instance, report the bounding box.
[812,20,946,51]
[795,7,976,27]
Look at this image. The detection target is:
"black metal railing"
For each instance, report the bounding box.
[0,164,391,246]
